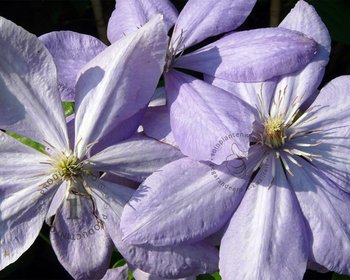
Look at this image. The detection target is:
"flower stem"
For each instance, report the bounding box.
[270,0,281,27]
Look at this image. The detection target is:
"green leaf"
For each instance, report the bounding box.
[6,131,45,153]
[332,273,350,280]
[128,270,134,280]
[63,102,75,117]
[197,274,213,280]
[112,258,126,269]
[197,272,222,280]
[212,272,222,280]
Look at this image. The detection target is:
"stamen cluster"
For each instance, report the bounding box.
[263,117,286,149]
[52,153,84,181]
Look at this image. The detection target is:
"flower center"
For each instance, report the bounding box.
[263,117,286,149]
[52,153,84,181]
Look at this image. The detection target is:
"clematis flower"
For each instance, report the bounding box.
[107,0,319,163]
[120,1,350,279]
[0,16,218,279]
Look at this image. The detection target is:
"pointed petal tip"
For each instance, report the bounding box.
[107,0,177,43]
[175,27,319,83]
[172,0,257,50]
[280,0,331,54]
[0,16,69,149]
[74,10,168,157]
[141,13,167,36]
[39,31,107,102]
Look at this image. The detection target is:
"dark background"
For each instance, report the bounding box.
[0,0,349,279]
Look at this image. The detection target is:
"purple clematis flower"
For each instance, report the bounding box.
[0,16,218,279]
[107,0,319,163]
[120,1,350,278]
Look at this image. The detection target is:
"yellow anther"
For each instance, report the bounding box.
[263,117,286,149]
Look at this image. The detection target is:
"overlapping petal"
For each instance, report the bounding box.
[270,0,331,119]
[0,131,50,182]
[39,31,107,101]
[166,70,254,163]
[88,134,183,182]
[90,179,218,278]
[290,76,350,133]
[121,157,248,246]
[175,27,317,82]
[107,0,178,43]
[287,156,350,274]
[50,196,113,280]
[288,130,350,194]
[171,0,256,50]
[0,133,63,269]
[0,17,68,150]
[45,182,67,223]
[0,133,58,270]
[90,112,150,155]
[87,178,135,223]
[101,265,129,280]
[205,75,276,119]
[208,1,330,122]
[100,173,139,189]
[74,15,168,158]
[0,180,58,270]
[142,105,177,147]
[220,155,309,279]
[116,240,218,279]
[288,76,350,191]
